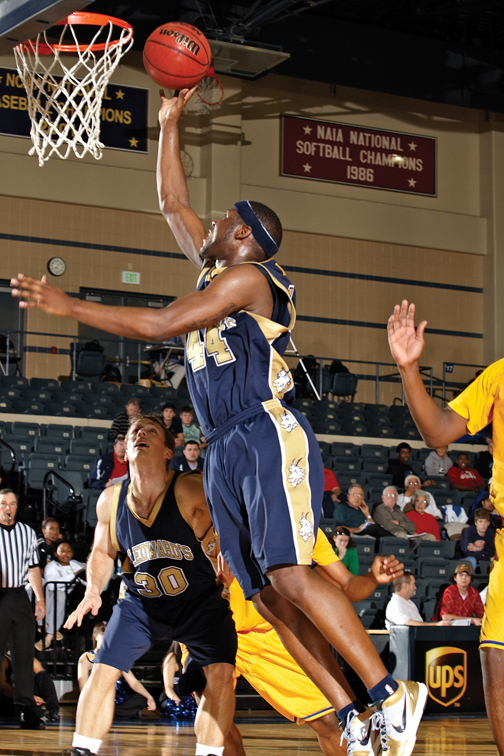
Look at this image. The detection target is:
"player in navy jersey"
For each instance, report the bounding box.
[61,415,236,756]
[12,89,426,756]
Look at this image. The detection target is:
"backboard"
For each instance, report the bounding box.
[0,0,91,54]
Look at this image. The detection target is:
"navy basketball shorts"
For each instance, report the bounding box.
[204,398,323,599]
[94,588,237,673]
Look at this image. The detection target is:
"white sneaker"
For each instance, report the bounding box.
[340,709,382,755]
[371,680,427,756]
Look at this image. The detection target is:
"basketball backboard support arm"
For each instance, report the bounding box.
[0,0,92,54]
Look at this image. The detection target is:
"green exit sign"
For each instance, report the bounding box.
[122,271,141,285]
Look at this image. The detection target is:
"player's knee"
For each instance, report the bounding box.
[89,662,122,692]
[267,564,313,603]
[204,662,235,692]
[308,711,339,738]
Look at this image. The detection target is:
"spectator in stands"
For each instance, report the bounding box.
[385,571,450,629]
[37,517,62,569]
[396,475,442,519]
[159,641,197,720]
[179,405,206,450]
[447,452,485,493]
[169,440,204,473]
[474,434,493,481]
[460,508,495,568]
[37,542,85,650]
[322,467,341,518]
[468,491,501,529]
[108,398,141,441]
[423,445,453,477]
[405,491,441,541]
[374,486,437,542]
[88,435,128,491]
[386,442,416,488]
[330,526,358,575]
[387,443,436,490]
[333,484,390,538]
[78,622,156,719]
[160,402,184,448]
[0,652,60,722]
[439,563,484,625]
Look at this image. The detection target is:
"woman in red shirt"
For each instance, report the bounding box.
[406,491,441,541]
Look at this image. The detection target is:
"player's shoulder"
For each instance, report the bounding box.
[175,470,205,501]
[96,482,121,522]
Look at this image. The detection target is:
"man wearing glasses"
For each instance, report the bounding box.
[333,484,390,538]
[374,487,436,542]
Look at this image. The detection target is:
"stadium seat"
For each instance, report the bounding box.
[86,406,115,420]
[336,472,366,489]
[415,540,455,560]
[60,380,91,392]
[0,376,29,388]
[70,439,101,457]
[330,442,357,457]
[30,378,60,390]
[359,444,388,460]
[79,427,110,445]
[0,399,15,413]
[10,421,40,438]
[26,453,62,489]
[417,557,452,578]
[64,454,94,476]
[44,424,75,441]
[333,457,362,473]
[48,403,81,418]
[353,536,376,557]
[96,383,120,394]
[35,438,70,456]
[365,473,393,490]
[379,537,410,560]
[362,459,388,474]
[83,489,100,529]
[433,491,461,508]
[120,384,150,398]
[319,519,336,537]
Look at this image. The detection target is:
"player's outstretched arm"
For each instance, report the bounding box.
[12,263,270,342]
[64,487,116,629]
[157,88,207,268]
[175,473,212,540]
[388,299,467,447]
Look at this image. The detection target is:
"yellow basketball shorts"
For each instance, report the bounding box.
[480,529,504,650]
[236,627,334,724]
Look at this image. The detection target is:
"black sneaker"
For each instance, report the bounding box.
[45,710,60,722]
[20,715,45,730]
[62,749,93,756]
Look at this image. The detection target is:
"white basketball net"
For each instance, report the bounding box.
[14,20,133,166]
[194,74,224,114]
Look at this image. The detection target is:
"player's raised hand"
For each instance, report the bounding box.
[387,300,428,369]
[11,274,72,317]
[64,594,102,629]
[158,86,198,126]
[370,555,404,584]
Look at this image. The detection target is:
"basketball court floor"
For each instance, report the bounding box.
[0,710,499,755]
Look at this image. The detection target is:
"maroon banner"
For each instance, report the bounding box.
[281,115,436,196]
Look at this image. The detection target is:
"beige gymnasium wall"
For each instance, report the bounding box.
[0,47,498,403]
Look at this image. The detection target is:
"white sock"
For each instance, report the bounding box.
[72,734,103,754]
[195,745,224,756]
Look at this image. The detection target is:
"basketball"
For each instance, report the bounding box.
[143,22,211,90]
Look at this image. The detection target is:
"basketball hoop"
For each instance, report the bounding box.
[13,12,134,166]
[195,67,224,114]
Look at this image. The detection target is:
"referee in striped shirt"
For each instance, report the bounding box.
[0,488,46,729]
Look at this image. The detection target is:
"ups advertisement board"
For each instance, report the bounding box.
[415,642,485,713]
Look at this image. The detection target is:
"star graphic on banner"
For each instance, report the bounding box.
[408,177,417,188]
[302,163,312,173]
[303,125,312,135]
[408,141,417,151]
[129,137,139,148]
[116,89,125,100]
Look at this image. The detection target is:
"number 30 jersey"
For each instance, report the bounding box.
[185,258,297,439]
[110,472,218,619]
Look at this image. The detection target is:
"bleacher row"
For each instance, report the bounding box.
[293,397,422,439]
[317,529,490,628]
[0,375,423,441]
[0,375,189,419]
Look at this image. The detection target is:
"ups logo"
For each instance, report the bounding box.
[425,647,467,707]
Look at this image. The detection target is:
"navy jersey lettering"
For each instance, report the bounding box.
[111,473,216,616]
[185,258,296,437]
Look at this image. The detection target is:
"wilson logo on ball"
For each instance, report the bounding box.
[158,29,201,56]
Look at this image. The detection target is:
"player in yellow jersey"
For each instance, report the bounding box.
[176,530,404,756]
[388,299,504,755]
